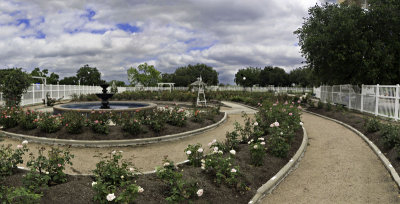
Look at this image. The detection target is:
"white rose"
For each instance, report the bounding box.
[91,181,97,187]
[231,168,237,173]
[138,186,144,193]
[197,148,203,153]
[106,193,116,201]
[197,189,204,197]
[253,122,258,126]
[22,140,28,144]
[230,150,236,155]
[186,150,192,155]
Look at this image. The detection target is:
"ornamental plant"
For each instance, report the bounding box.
[92,151,141,204]
[234,113,254,142]
[364,117,381,133]
[191,109,205,123]
[121,117,143,136]
[62,111,85,134]
[23,147,74,191]
[156,158,201,203]
[0,106,21,129]
[380,123,400,149]
[89,111,111,134]
[36,113,62,133]
[0,142,29,177]
[248,138,267,166]
[19,109,39,130]
[184,144,204,167]
[203,153,246,191]
[225,130,240,151]
[144,109,167,133]
[0,186,42,204]
[167,107,187,127]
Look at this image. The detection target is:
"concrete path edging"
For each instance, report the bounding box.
[304,110,400,189]
[0,112,227,147]
[248,125,308,204]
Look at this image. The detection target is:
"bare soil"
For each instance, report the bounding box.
[1,129,303,204]
[4,113,224,140]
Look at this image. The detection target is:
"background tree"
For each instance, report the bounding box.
[0,68,32,106]
[76,65,104,85]
[30,68,59,84]
[59,76,78,85]
[288,67,315,87]
[295,1,400,85]
[108,80,126,87]
[259,66,289,86]
[127,63,161,87]
[170,64,219,86]
[234,67,261,87]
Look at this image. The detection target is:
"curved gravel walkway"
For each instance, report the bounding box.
[0,101,254,175]
[261,112,400,204]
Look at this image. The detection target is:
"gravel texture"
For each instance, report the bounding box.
[261,112,400,204]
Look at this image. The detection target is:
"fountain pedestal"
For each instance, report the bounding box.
[96,84,114,109]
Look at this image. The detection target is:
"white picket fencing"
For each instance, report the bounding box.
[315,84,400,120]
[0,84,312,107]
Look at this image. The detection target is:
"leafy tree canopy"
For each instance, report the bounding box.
[234,67,261,87]
[161,64,219,86]
[127,63,161,87]
[0,68,32,106]
[59,76,78,85]
[295,0,400,85]
[30,67,59,84]
[76,65,105,85]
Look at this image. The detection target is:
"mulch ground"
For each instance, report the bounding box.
[4,113,224,140]
[0,129,303,204]
[307,107,400,177]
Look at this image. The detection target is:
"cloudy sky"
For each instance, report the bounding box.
[0,0,330,84]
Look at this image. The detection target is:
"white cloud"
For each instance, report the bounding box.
[0,0,321,84]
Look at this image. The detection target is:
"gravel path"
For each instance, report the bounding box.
[261,112,400,204]
[0,101,254,175]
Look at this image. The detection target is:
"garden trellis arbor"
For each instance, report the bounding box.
[31,76,47,104]
[190,76,207,107]
[157,83,175,92]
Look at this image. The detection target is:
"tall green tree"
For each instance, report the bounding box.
[127,63,161,87]
[295,1,400,85]
[259,66,289,86]
[76,65,104,85]
[30,68,59,84]
[288,67,315,87]
[171,64,218,86]
[0,68,32,106]
[234,67,261,87]
[59,76,78,85]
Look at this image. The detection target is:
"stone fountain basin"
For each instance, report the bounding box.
[53,101,157,115]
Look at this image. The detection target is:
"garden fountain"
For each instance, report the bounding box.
[53,84,156,115]
[96,84,114,109]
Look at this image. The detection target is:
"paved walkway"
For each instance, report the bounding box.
[0,101,254,175]
[261,112,400,204]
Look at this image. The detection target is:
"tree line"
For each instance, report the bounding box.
[295,0,400,85]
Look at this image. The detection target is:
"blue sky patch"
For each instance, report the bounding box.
[90,29,108,34]
[187,43,214,52]
[17,18,30,28]
[116,23,140,33]
[81,8,96,21]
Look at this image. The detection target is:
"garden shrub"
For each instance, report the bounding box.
[0,141,29,177]
[191,109,205,123]
[23,147,74,191]
[0,68,31,107]
[156,158,201,203]
[364,117,381,133]
[325,101,332,111]
[89,111,111,134]
[92,151,142,204]
[317,100,323,109]
[120,116,143,136]
[62,112,85,134]
[145,109,167,133]
[184,144,204,167]
[248,138,266,166]
[0,106,21,129]
[36,113,62,133]
[225,131,240,151]
[380,123,400,149]
[268,134,290,158]
[19,109,38,130]
[0,186,41,204]
[167,106,187,127]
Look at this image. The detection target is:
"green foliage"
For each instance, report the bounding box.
[120,114,143,136]
[184,144,204,167]
[268,134,290,158]
[92,151,142,204]
[259,66,289,87]
[24,147,74,191]
[325,102,332,111]
[295,1,400,85]
[203,153,246,191]
[156,158,201,203]
[144,109,167,133]
[0,143,29,177]
[225,131,240,151]
[36,113,62,133]
[191,109,205,123]
[248,138,267,166]
[0,68,32,107]
[317,100,324,109]
[19,109,38,130]
[380,123,400,149]
[0,106,22,129]
[166,106,187,127]
[62,112,85,134]
[234,67,261,87]
[76,64,105,85]
[364,117,381,133]
[89,111,111,134]
[59,76,78,85]
[0,186,42,204]
[127,63,161,87]
[30,67,59,85]
[161,63,219,86]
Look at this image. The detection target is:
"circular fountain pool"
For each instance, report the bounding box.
[53,101,157,115]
